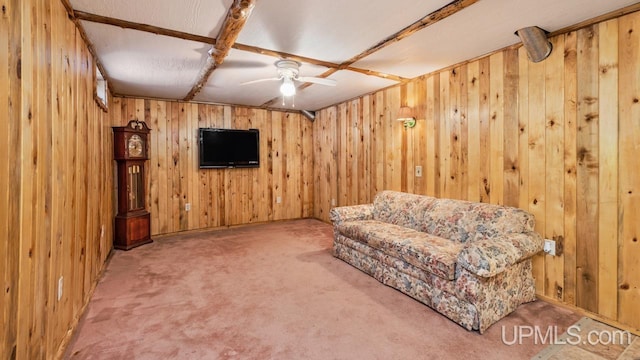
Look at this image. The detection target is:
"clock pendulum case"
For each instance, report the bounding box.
[112,120,152,250]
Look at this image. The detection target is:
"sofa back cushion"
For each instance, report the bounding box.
[373,191,438,230]
[373,191,536,243]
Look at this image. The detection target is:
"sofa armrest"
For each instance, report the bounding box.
[330,204,374,225]
[457,232,543,277]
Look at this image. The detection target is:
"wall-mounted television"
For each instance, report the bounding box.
[198,128,260,168]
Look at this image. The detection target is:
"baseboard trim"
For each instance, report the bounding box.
[152,217,319,239]
[536,294,640,336]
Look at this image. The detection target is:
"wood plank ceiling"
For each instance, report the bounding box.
[67,0,639,111]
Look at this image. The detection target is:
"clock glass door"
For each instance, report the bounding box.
[128,164,144,211]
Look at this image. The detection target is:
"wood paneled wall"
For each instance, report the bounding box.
[1,0,114,358]
[110,98,314,235]
[313,13,640,330]
[2,2,638,358]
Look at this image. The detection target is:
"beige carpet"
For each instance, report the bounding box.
[65,219,580,359]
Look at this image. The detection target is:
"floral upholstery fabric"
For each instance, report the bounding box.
[330,204,374,225]
[372,191,438,230]
[332,191,543,333]
[334,235,537,333]
[334,233,459,293]
[335,220,463,280]
[457,232,543,277]
[373,191,536,243]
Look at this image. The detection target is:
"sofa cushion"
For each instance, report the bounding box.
[373,191,536,243]
[457,232,544,277]
[373,191,438,230]
[422,199,535,243]
[335,220,463,280]
[330,204,374,225]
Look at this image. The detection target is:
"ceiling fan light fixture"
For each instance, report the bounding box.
[280,77,296,97]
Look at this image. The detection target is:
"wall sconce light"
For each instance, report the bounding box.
[397,106,416,128]
[515,26,552,63]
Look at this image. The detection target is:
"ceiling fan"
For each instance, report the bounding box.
[241,60,336,97]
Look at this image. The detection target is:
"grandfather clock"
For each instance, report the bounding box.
[113,120,152,250]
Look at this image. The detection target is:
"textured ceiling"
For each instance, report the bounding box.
[70,0,639,111]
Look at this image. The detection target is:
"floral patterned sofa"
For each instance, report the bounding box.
[330,191,543,333]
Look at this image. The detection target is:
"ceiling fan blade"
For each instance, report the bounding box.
[297,76,337,86]
[240,77,281,86]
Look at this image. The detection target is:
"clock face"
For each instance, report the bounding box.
[128,134,144,157]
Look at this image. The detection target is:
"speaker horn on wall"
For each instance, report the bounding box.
[516,26,552,63]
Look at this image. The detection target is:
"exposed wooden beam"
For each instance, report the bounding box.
[345,67,407,82]
[71,10,408,85]
[294,67,408,93]
[232,44,408,82]
[232,43,339,69]
[67,0,479,107]
[183,0,257,101]
[73,10,217,45]
[299,0,478,92]
[70,11,336,70]
[262,0,478,107]
[60,0,74,15]
[342,0,478,66]
[60,0,115,95]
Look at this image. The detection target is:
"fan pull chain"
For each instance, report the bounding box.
[281,95,296,108]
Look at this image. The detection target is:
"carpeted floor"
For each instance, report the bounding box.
[64,219,581,359]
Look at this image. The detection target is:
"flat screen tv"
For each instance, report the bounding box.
[199,128,260,168]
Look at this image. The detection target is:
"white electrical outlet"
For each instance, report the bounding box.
[57,276,63,301]
[415,166,423,177]
[543,239,556,256]
[185,203,191,211]
[331,198,337,206]
[276,196,282,204]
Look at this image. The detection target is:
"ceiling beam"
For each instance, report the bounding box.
[232,43,339,70]
[73,10,329,67]
[345,67,406,82]
[311,0,478,82]
[233,44,407,81]
[342,0,478,67]
[60,0,114,95]
[74,10,338,68]
[70,0,477,107]
[71,10,407,85]
[183,0,257,101]
[74,10,216,45]
[262,0,478,106]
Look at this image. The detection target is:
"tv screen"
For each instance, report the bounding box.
[199,128,260,168]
